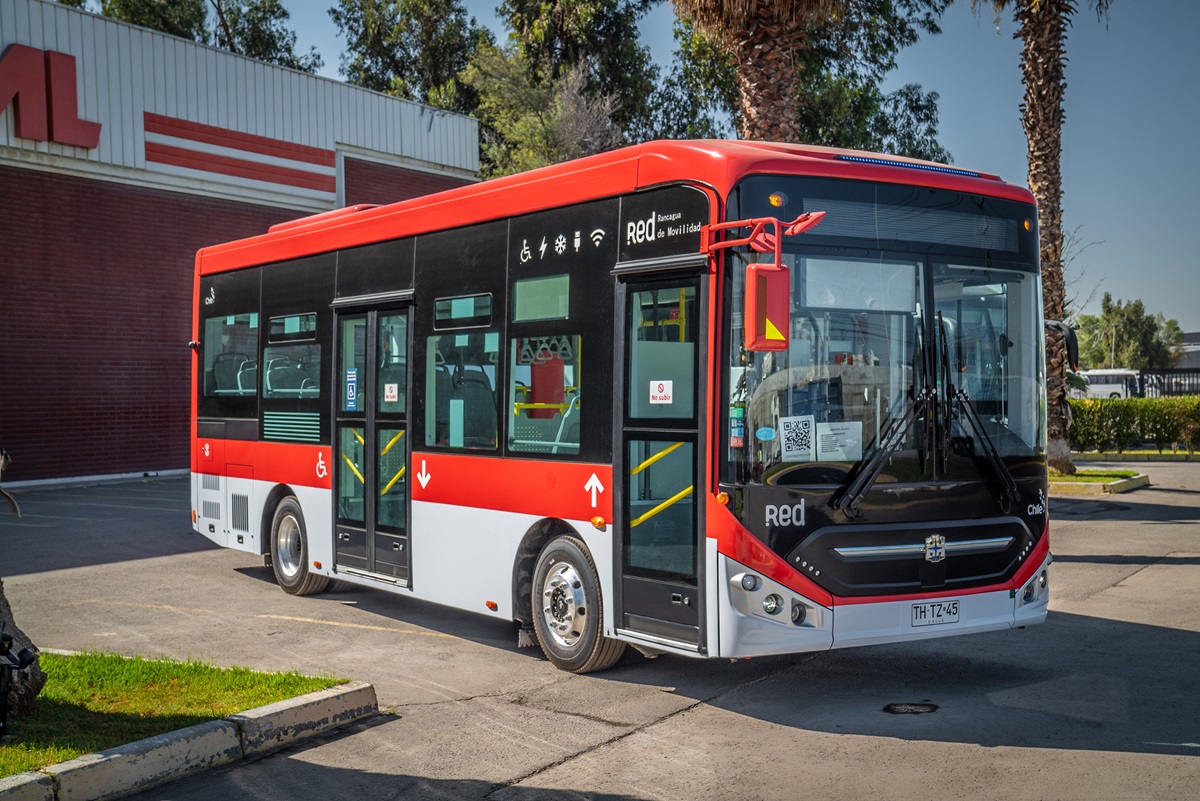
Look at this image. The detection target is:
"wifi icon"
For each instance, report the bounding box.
[590,229,606,246]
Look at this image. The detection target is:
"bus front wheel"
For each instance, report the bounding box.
[270,496,329,596]
[532,535,625,673]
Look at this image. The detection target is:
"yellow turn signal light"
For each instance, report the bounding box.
[590,516,607,531]
[716,492,730,505]
[486,600,499,611]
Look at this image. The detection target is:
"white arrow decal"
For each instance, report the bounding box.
[417,460,431,489]
[584,472,605,508]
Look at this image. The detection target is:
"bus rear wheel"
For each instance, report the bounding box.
[270,496,329,596]
[532,535,625,673]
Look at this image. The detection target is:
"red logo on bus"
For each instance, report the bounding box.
[0,44,102,148]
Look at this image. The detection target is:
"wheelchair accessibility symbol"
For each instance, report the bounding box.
[316,453,328,479]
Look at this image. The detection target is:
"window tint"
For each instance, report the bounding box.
[263,314,321,399]
[513,275,570,322]
[378,314,408,414]
[424,331,500,449]
[434,294,492,329]
[203,313,258,397]
[508,334,581,455]
[628,287,697,420]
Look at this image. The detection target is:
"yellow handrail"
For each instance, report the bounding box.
[341,453,364,485]
[629,485,693,528]
[381,466,406,495]
[381,429,405,456]
[630,441,684,476]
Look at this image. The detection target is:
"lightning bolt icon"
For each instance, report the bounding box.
[539,236,548,259]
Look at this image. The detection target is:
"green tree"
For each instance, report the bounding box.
[98,0,321,72]
[498,0,658,135]
[974,0,1113,473]
[647,19,740,140]
[666,0,846,141]
[793,0,950,160]
[330,0,493,114]
[652,1,952,163]
[212,0,323,73]
[1075,293,1183,371]
[101,0,211,42]
[462,44,623,178]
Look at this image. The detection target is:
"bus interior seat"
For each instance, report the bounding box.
[212,353,247,391]
[237,362,258,393]
[451,367,497,444]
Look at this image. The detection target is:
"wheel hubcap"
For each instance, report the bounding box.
[275,514,302,579]
[540,560,587,650]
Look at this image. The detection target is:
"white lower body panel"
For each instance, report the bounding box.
[716,552,1052,658]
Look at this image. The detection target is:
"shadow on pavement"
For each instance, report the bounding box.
[0,478,208,577]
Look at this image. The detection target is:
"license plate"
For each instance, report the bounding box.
[911,600,959,627]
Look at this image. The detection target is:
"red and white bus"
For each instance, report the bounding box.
[191,140,1052,673]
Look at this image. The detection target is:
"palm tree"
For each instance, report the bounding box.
[975,0,1111,474]
[669,0,847,141]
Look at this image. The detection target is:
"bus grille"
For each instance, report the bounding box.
[202,473,220,491]
[231,494,249,532]
[263,411,321,443]
[202,501,220,520]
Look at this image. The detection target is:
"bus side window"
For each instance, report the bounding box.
[508,334,581,456]
[203,312,258,397]
[425,333,500,449]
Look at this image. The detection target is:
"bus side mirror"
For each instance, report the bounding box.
[745,264,790,352]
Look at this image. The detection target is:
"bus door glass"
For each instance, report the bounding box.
[618,279,702,648]
[335,308,411,583]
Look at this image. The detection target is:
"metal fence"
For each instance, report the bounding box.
[1139,369,1200,397]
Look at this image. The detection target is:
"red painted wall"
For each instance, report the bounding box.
[342,157,471,207]
[0,159,474,483]
[0,165,300,482]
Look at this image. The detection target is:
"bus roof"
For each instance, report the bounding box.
[197,139,1037,275]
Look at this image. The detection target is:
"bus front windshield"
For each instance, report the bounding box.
[724,177,1045,487]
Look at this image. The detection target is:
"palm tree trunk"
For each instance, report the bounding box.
[1015,0,1075,474]
[732,8,805,141]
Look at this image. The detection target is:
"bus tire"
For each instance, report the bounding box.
[270,496,329,596]
[532,535,625,673]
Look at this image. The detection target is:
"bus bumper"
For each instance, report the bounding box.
[717,552,1051,658]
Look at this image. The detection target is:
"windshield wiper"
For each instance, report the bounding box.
[937,313,1020,513]
[832,387,934,518]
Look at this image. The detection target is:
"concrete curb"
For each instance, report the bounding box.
[1049,474,1150,495]
[0,681,377,801]
[1073,452,1195,462]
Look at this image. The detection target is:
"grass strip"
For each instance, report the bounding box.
[1,651,343,778]
[1049,468,1139,483]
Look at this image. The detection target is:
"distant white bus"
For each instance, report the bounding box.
[1075,369,1141,399]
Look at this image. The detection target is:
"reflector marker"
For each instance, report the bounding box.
[835,155,981,178]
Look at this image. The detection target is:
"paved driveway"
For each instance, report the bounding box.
[3,463,1198,800]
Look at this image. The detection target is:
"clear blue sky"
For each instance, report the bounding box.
[290,2,1200,332]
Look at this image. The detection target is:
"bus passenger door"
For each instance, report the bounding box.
[334,309,411,585]
[616,280,704,651]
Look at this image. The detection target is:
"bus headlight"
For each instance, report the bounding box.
[741,574,760,591]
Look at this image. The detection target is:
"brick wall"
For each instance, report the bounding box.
[343,157,472,207]
[0,159,476,483]
[0,165,300,482]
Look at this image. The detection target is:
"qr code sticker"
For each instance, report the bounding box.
[780,415,815,462]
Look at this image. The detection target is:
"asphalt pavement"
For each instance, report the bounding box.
[2,463,1198,801]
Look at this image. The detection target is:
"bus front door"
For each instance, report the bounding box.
[334,309,411,584]
[617,279,703,651]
